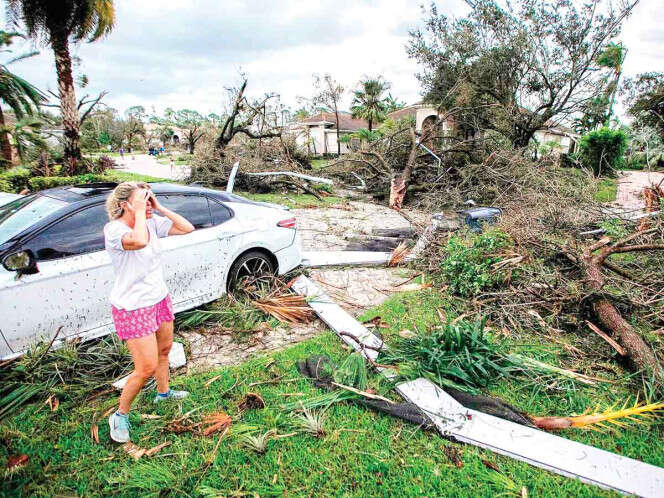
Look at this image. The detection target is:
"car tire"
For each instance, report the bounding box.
[227,250,276,292]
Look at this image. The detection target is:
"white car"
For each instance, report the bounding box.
[0,182,301,360]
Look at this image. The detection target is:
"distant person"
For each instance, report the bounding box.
[104,182,195,443]
[119,147,124,159]
[170,156,174,176]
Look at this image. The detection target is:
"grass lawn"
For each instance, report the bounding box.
[594,177,618,202]
[237,191,345,209]
[103,170,173,184]
[2,286,661,497]
[156,155,191,165]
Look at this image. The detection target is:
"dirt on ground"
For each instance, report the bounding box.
[292,201,430,251]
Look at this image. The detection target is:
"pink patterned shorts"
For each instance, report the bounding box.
[111,295,174,341]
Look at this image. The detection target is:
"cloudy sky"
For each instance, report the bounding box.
[1,0,662,117]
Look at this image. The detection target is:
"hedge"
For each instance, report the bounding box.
[28,174,106,191]
[0,167,31,192]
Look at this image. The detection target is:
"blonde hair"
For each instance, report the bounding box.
[106,181,151,220]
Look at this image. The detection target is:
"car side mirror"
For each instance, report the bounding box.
[2,250,38,274]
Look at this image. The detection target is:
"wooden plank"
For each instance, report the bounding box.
[300,250,391,268]
[293,275,664,498]
[396,378,664,497]
[291,276,383,360]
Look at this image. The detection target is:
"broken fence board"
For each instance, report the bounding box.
[245,171,334,185]
[396,378,664,498]
[293,275,664,497]
[300,250,392,268]
[291,275,383,361]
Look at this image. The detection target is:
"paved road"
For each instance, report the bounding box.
[115,154,191,181]
[615,170,664,210]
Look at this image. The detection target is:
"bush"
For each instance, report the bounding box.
[440,229,513,297]
[578,127,628,176]
[0,177,11,192]
[0,167,31,192]
[28,174,106,191]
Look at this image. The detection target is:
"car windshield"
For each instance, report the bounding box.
[0,195,68,245]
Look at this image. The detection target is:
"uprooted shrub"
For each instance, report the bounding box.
[440,228,514,297]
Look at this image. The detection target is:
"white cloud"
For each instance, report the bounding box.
[0,0,660,118]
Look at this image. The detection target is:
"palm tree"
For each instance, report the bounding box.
[7,0,115,170]
[3,116,46,160]
[0,30,44,165]
[350,77,390,131]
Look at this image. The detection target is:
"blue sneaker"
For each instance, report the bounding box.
[108,411,131,443]
[154,389,189,404]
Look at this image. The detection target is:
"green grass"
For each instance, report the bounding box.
[103,170,173,184]
[237,191,345,209]
[156,155,191,165]
[595,177,618,203]
[2,287,661,496]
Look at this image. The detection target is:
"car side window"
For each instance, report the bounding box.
[156,194,212,229]
[209,199,232,225]
[26,204,107,261]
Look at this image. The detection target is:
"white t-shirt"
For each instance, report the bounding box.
[104,215,173,310]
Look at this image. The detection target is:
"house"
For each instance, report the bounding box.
[291,103,578,156]
[533,122,579,154]
[292,112,369,155]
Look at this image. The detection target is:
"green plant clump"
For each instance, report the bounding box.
[0,167,31,192]
[578,126,628,176]
[382,320,517,393]
[440,228,512,297]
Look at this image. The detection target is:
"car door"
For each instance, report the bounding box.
[0,203,114,356]
[155,193,234,311]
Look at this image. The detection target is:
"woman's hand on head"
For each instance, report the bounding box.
[129,189,150,213]
[147,191,163,211]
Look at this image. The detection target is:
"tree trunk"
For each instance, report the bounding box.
[581,248,663,381]
[389,127,419,209]
[51,33,82,174]
[512,126,535,149]
[0,104,14,166]
[334,109,341,156]
[368,119,373,132]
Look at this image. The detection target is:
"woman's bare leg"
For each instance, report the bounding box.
[118,334,159,413]
[154,320,174,393]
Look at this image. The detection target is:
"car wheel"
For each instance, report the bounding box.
[227,250,276,292]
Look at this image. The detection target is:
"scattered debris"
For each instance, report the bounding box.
[300,250,392,268]
[238,430,275,454]
[202,412,233,436]
[121,441,172,461]
[6,454,28,471]
[251,294,313,324]
[292,407,327,437]
[530,399,664,431]
[45,395,59,412]
[292,275,664,497]
[90,424,99,444]
[388,241,411,266]
[238,392,266,411]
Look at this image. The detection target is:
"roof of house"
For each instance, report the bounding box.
[299,112,368,131]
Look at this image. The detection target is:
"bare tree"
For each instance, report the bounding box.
[214,78,282,157]
[311,74,344,155]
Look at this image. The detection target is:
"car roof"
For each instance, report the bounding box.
[41,182,235,204]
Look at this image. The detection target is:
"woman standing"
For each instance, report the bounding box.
[104,182,194,443]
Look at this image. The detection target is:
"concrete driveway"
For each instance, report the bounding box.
[115,153,191,181]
